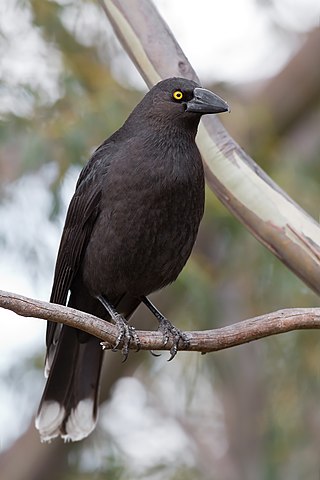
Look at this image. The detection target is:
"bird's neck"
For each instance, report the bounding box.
[124,103,200,140]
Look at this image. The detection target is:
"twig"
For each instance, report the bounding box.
[1,289,320,353]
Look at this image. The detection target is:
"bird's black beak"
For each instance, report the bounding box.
[186,87,230,114]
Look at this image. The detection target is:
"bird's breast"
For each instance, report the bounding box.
[83,140,205,297]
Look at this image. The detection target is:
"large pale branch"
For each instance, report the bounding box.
[1,289,320,353]
[98,0,320,295]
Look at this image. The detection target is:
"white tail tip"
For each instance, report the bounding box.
[35,401,65,442]
[62,399,96,442]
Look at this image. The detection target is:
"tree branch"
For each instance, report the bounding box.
[98,0,320,296]
[1,289,320,354]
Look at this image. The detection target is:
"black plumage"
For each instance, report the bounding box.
[36,77,229,442]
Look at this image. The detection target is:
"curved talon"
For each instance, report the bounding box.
[150,350,162,357]
[112,332,123,351]
[168,344,178,361]
[121,344,129,362]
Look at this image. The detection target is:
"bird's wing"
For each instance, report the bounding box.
[46,159,104,352]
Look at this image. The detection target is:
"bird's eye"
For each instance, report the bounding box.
[173,90,184,101]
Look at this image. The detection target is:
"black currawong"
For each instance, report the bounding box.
[36,77,229,442]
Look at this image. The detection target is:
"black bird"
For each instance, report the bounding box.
[35,77,229,442]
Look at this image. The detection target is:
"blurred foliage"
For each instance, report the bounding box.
[0,0,140,210]
[0,1,319,479]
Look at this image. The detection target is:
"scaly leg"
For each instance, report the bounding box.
[97,295,140,361]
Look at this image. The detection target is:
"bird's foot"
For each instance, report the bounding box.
[101,314,140,361]
[139,296,189,360]
[158,317,190,361]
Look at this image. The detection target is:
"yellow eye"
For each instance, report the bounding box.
[173,90,184,101]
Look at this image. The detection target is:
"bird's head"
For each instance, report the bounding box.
[136,77,229,130]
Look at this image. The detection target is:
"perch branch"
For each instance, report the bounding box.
[1,289,320,353]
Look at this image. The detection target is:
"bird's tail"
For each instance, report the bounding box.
[35,326,103,442]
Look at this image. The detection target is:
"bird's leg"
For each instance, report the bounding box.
[141,296,189,361]
[97,295,140,361]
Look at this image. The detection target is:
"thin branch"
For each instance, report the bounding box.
[99,0,320,296]
[1,289,320,353]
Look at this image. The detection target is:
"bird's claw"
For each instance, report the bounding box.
[101,314,140,361]
[150,350,162,357]
[157,317,189,361]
